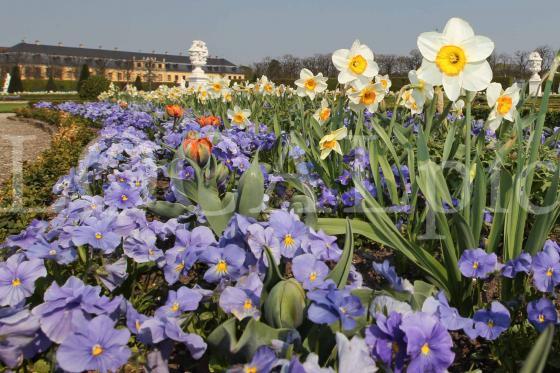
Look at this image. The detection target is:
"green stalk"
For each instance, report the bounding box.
[462,92,474,222]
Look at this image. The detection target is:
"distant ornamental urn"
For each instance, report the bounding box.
[188,40,209,89]
[528,51,543,97]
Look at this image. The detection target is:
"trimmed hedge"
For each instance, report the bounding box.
[22,79,78,92]
[0,108,99,242]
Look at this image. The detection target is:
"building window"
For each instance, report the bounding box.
[167,75,171,82]
[182,75,186,80]
[117,73,122,81]
[137,62,142,68]
[158,64,162,68]
[174,75,178,81]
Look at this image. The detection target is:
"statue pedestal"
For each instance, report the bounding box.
[528,73,542,97]
[188,67,208,89]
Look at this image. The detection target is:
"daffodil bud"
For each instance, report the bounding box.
[263,279,306,329]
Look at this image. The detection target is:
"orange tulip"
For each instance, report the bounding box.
[165,104,184,118]
[182,132,213,166]
[196,115,221,127]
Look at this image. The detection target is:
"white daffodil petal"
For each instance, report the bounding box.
[332,49,350,70]
[462,35,495,62]
[442,17,475,44]
[417,59,442,86]
[442,75,462,101]
[462,61,492,92]
[417,32,445,61]
[486,82,502,107]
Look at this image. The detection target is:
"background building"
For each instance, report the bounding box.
[0,42,244,87]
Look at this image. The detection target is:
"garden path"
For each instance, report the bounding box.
[0,114,52,183]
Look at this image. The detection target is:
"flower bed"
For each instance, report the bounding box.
[1,17,560,372]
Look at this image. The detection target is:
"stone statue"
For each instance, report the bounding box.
[2,73,11,94]
[188,40,209,88]
[528,51,543,96]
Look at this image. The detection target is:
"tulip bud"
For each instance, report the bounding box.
[182,131,213,166]
[166,104,184,118]
[264,279,306,329]
[197,115,221,127]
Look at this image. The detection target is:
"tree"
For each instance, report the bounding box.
[78,76,110,100]
[77,64,90,91]
[46,75,57,91]
[134,75,143,90]
[534,45,554,72]
[7,65,23,93]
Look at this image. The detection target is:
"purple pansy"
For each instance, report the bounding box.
[219,273,263,321]
[458,248,498,279]
[269,210,308,258]
[532,245,560,292]
[464,301,510,341]
[292,254,329,290]
[227,346,279,373]
[307,281,365,330]
[155,287,203,318]
[501,252,532,278]
[527,298,557,332]
[32,276,122,343]
[0,254,47,307]
[400,312,455,372]
[70,216,121,254]
[365,312,406,372]
[56,315,131,373]
[199,244,246,283]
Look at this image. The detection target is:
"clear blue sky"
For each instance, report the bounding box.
[1,0,558,65]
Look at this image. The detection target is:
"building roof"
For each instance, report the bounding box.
[5,43,237,67]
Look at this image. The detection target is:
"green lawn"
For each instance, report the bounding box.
[0,102,28,113]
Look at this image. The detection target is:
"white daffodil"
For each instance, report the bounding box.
[257,76,275,95]
[416,17,494,101]
[332,40,379,85]
[451,99,465,118]
[227,106,251,129]
[375,74,392,93]
[348,80,385,113]
[222,88,233,103]
[401,89,423,115]
[295,68,328,100]
[319,127,348,159]
[486,82,520,131]
[408,70,434,108]
[208,77,230,99]
[313,98,332,125]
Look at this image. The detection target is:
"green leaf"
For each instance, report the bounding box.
[326,218,354,288]
[197,179,234,236]
[411,280,435,310]
[263,246,284,294]
[236,153,264,218]
[144,201,192,219]
[520,324,554,373]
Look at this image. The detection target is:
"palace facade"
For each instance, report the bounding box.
[0,42,244,84]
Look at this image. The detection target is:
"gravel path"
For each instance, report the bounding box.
[0,114,52,183]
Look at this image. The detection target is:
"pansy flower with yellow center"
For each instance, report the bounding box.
[417,17,494,101]
[332,40,379,85]
[319,127,348,160]
[226,105,252,129]
[295,68,328,100]
[313,98,332,125]
[200,245,246,283]
[219,273,262,321]
[348,80,385,113]
[486,82,520,131]
[156,287,203,318]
